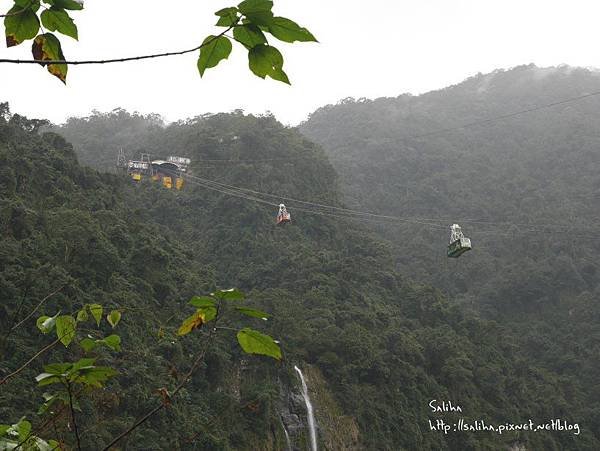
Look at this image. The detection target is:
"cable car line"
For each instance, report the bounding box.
[169,171,600,240]
[179,171,600,236]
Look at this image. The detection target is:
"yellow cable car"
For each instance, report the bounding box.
[175,178,184,190]
[162,176,172,189]
[132,173,142,182]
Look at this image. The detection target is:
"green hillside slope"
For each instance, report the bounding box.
[1,104,594,449]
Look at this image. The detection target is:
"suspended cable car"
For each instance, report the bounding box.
[276,204,291,225]
[447,224,471,258]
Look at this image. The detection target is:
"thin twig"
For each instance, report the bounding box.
[66,381,82,451]
[0,7,26,18]
[14,386,85,451]
[9,285,66,334]
[0,337,61,386]
[0,25,236,65]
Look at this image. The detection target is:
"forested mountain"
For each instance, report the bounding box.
[2,65,598,450]
[300,64,600,447]
[301,64,600,309]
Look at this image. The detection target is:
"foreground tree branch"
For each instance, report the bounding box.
[0,26,234,65]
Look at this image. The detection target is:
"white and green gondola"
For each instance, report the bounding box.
[447,224,472,258]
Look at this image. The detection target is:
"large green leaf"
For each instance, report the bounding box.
[35,373,62,386]
[52,0,84,10]
[235,306,270,320]
[197,35,232,77]
[215,6,239,27]
[248,44,289,84]
[55,315,76,346]
[88,303,103,326]
[4,5,40,47]
[189,296,216,308]
[31,33,68,83]
[100,334,121,351]
[237,327,281,360]
[74,366,117,387]
[238,0,273,26]
[238,0,273,15]
[212,288,245,301]
[69,357,96,374]
[233,24,266,49]
[79,337,96,352]
[267,17,317,43]
[43,363,72,375]
[16,418,31,439]
[41,7,78,40]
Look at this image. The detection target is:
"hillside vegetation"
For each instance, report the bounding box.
[0,88,596,450]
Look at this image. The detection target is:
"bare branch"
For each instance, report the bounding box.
[0,26,235,65]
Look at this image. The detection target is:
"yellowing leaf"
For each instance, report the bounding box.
[31,33,68,83]
[177,310,206,336]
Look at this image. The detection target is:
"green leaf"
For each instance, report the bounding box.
[88,303,102,326]
[41,7,77,40]
[248,44,290,84]
[100,334,121,351]
[79,337,96,352]
[36,373,62,386]
[215,6,238,17]
[267,17,317,43]
[31,33,68,83]
[212,288,245,301]
[235,306,271,320]
[16,418,31,439]
[74,366,117,387]
[197,35,232,77]
[52,0,84,10]
[177,310,206,336]
[237,327,282,360]
[76,307,88,322]
[43,362,71,375]
[238,0,272,15]
[199,306,217,322]
[238,0,273,25]
[36,313,58,334]
[215,6,238,27]
[55,315,76,347]
[233,24,266,49]
[69,357,95,374]
[4,5,40,47]
[189,296,216,308]
[107,310,121,328]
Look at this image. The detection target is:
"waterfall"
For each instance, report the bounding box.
[294,365,317,451]
[281,418,292,451]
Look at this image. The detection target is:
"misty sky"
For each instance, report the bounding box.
[2,0,599,125]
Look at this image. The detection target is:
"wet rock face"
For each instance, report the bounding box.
[279,378,309,451]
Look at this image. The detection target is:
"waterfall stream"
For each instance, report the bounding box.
[281,418,292,451]
[294,365,317,451]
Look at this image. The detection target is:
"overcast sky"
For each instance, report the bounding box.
[2,0,600,125]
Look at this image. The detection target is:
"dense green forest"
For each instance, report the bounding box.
[2,64,599,450]
[300,64,600,446]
